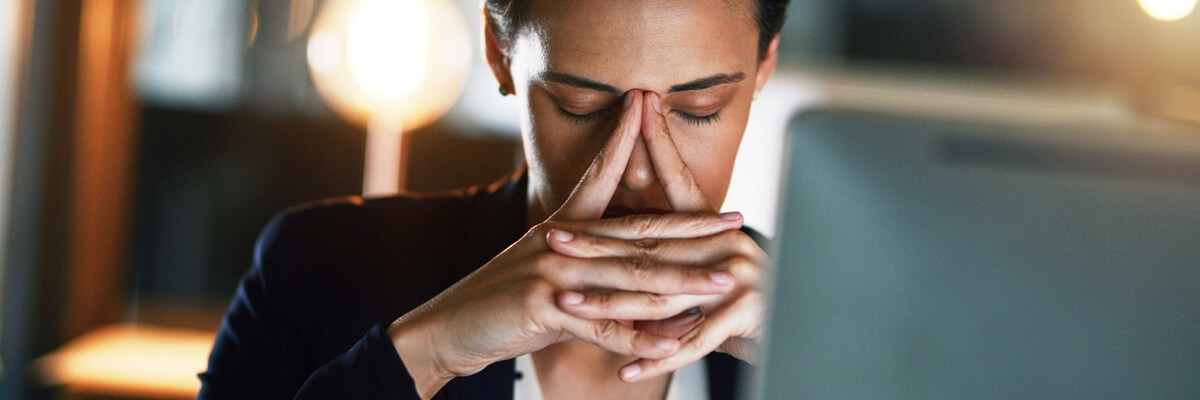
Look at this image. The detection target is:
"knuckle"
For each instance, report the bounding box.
[684,265,710,285]
[631,238,659,256]
[531,252,561,275]
[678,325,710,350]
[528,222,555,239]
[734,232,760,255]
[643,293,669,307]
[717,229,758,256]
[593,319,622,343]
[640,356,671,374]
[738,290,764,309]
[726,255,758,277]
[622,256,652,284]
[678,212,713,232]
[682,335,709,352]
[530,278,556,298]
[680,211,709,224]
[591,291,613,310]
[627,214,657,237]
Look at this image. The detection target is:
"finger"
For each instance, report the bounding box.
[558,211,743,240]
[545,251,735,295]
[717,336,760,364]
[550,90,643,221]
[557,290,714,321]
[641,92,712,213]
[556,313,679,360]
[548,228,766,273]
[634,310,706,338]
[618,306,741,382]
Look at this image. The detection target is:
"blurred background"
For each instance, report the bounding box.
[0,0,1196,398]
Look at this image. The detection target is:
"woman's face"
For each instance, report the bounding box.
[488,0,777,221]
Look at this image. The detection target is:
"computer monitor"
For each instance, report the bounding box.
[753,107,1200,399]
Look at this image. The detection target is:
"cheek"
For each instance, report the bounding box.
[669,118,747,207]
[522,91,614,206]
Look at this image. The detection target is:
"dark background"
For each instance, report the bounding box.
[1,0,1197,398]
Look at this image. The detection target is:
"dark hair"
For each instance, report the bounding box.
[485,0,791,60]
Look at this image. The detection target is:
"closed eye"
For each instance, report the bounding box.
[673,110,721,126]
[558,106,611,125]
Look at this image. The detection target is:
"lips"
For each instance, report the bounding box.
[602,206,672,219]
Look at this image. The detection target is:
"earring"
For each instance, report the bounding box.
[753,90,760,101]
[499,85,511,96]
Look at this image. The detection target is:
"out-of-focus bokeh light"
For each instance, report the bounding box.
[37,325,215,398]
[1138,0,1197,21]
[306,0,470,130]
[348,0,429,101]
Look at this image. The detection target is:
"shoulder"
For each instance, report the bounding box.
[253,189,490,271]
[251,167,527,279]
[241,180,522,323]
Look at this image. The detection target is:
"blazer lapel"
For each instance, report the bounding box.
[705,352,748,400]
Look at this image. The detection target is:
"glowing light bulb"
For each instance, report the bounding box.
[306,0,470,129]
[306,30,341,75]
[1138,0,1197,21]
[306,0,471,195]
[348,0,430,101]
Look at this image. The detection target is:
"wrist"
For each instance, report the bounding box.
[389,314,454,399]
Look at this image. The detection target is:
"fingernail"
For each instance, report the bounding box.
[710,271,735,285]
[624,91,636,109]
[620,364,642,380]
[684,306,702,314]
[720,211,742,221]
[550,229,575,242]
[655,337,678,351]
[562,291,585,305]
[650,93,662,113]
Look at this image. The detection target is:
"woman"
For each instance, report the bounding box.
[199,0,789,399]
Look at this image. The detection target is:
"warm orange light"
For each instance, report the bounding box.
[306,0,470,130]
[307,0,471,196]
[1139,0,1197,21]
[37,324,216,398]
[348,0,430,101]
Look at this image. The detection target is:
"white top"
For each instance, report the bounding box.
[512,354,710,400]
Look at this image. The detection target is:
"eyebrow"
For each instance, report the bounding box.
[543,72,620,94]
[668,72,746,93]
[541,71,747,95]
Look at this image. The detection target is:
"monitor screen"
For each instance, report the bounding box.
[754,107,1200,399]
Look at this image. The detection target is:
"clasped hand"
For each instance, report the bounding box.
[389,90,768,399]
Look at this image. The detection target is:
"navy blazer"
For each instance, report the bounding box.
[198,168,760,399]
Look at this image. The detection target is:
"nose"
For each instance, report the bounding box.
[620,134,659,192]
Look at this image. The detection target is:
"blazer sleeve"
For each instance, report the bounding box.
[197,210,428,400]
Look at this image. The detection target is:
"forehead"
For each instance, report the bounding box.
[519,0,760,92]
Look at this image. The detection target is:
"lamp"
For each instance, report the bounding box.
[1138,0,1197,21]
[307,0,471,196]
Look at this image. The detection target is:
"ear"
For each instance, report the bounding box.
[482,8,516,95]
[753,35,780,95]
